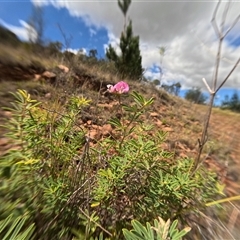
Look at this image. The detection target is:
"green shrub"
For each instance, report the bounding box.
[1,90,90,239]
[221,92,240,112]
[184,88,207,104]
[0,89,219,239]
[0,25,21,46]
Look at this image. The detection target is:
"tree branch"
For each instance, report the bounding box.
[202,78,214,94]
[223,14,240,38]
[211,0,222,38]
[221,0,230,33]
[216,57,240,93]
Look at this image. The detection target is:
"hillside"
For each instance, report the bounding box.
[1,45,239,187]
[0,25,21,46]
[0,44,240,239]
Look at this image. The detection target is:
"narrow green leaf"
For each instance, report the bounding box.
[0,214,12,233]
[175,227,191,239]
[9,216,26,240]
[123,229,138,240]
[17,223,35,240]
[146,222,154,239]
[169,220,178,234]
[3,216,21,240]
[132,220,148,237]
[108,117,122,128]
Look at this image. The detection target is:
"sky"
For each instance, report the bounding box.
[0,0,240,105]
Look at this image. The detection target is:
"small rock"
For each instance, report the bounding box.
[155,120,163,127]
[45,93,51,99]
[87,129,99,140]
[150,112,158,117]
[179,152,188,158]
[57,64,69,73]
[102,124,112,136]
[34,74,41,81]
[42,71,56,79]
[91,124,100,129]
[163,127,174,132]
[97,103,110,109]
[2,111,12,118]
[0,138,9,146]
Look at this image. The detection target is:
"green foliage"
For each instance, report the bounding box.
[63,50,76,62]
[1,89,91,239]
[28,4,44,46]
[118,0,131,17]
[45,41,63,56]
[106,1,143,81]
[221,91,240,112]
[90,91,218,238]
[184,87,207,104]
[89,49,98,59]
[123,217,191,240]
[0,89,219,239]
[153,79,160,86]
[0,214,35,240]
[162,82,181,96]
[0,25,21,46]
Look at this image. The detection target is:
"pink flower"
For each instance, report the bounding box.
[107,81,129,94]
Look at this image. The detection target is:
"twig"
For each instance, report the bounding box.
[198,210,236,240]
[45,177,94,230]
[223,14,240,39]
[227,204,239,234]
[221,0,230,34]
[202,78,214,94]
[78,207,113,237]
[211,0,221,39]
[216,57,240,93]
[41,106,84,131]
[57,23,73,50]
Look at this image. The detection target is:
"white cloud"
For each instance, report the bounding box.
[103,32,121,56]
[0,19,37,41]
[31,0,240,89]
[64,48,87,55]
[89,28,97,37]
